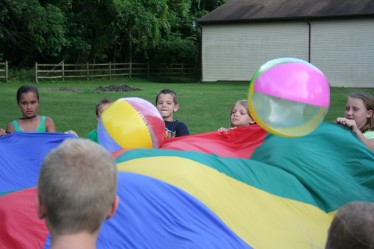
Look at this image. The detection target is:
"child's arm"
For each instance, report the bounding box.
[336,117,374,152]
[355,132,374,152]
[45,117,56,132]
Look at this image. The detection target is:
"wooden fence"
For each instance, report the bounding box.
[35,62,200,82]
[0,61,8,82]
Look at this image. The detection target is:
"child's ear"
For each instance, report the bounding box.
[173,104,180,113]
[366,109,373,118]
[35,196,47,219]
[249,115,256,124]
[106,196,119,219]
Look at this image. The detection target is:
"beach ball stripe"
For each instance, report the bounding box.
[124,97,165,148]
[97,118,123,153]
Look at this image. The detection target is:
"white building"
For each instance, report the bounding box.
[198,0,374,87]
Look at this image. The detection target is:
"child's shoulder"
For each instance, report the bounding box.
[174,120,186,125]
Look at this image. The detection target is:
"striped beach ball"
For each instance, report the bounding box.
[98,97,165,152]
[248,58,330,137]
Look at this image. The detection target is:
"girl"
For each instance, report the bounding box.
[336,92,374,152]
[6,85,56,133]
[218,99,255,131]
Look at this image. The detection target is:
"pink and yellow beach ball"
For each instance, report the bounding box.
[248,58,330,137]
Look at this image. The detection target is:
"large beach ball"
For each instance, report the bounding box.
[98,97,165,152]
[248,58,330,137]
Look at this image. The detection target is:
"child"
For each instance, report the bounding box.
[325,201,374,249]
[0,128,5,136]
[36,138,119,249]
[155,89,189,138]
[87,98,113,143]
[6,85,56,133]
[336,92,374,151]
[218,99,256,131]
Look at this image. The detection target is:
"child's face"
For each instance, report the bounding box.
[96,103,111,121]
[230,103,254,127]
[18,92,39,118]
[344,97,373,129]
[156,93,179,121]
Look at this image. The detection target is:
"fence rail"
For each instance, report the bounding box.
[0,61,8,82]
[35,62,199,82]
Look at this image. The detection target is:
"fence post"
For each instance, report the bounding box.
[86,63,89,81]
[35,62,38,83]
[147,62,150,79]
[5,61,8,82]
[129,61,132,78]
[62,61,65,82]
[109,62,112,80]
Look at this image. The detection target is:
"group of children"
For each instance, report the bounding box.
[1,85,374,153]
[1,85,374,249]
[0,86,191,140]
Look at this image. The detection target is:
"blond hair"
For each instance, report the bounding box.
[230,99,254,127]
[38,138,117,234]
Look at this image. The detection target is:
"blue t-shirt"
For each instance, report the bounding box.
[165,120,189,138]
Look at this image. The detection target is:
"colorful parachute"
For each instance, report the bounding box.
[0,123,373,249]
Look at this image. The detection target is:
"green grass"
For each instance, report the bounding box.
[1,78,373,137]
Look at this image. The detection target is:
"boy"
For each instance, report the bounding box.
[325,201,374,249]
[155,89,189,138]
[36,138,119,249]
[87,98,113,143]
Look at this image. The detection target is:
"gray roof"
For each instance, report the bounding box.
[198,0,374,24]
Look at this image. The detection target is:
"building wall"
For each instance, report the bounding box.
[202,22,309,82]
[201,19,374,87]
[311,18,374,87]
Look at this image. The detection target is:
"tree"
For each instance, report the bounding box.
[0,0,228,66]
[0,0,67,66]
[62,0,119,63]
[113,0,168,62]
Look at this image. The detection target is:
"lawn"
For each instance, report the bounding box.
[0,78,373,137]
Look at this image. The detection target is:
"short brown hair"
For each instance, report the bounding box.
[325,201,374,249]
[96,98,113,116]
[155,89,178,105]
[38,138,117,234]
